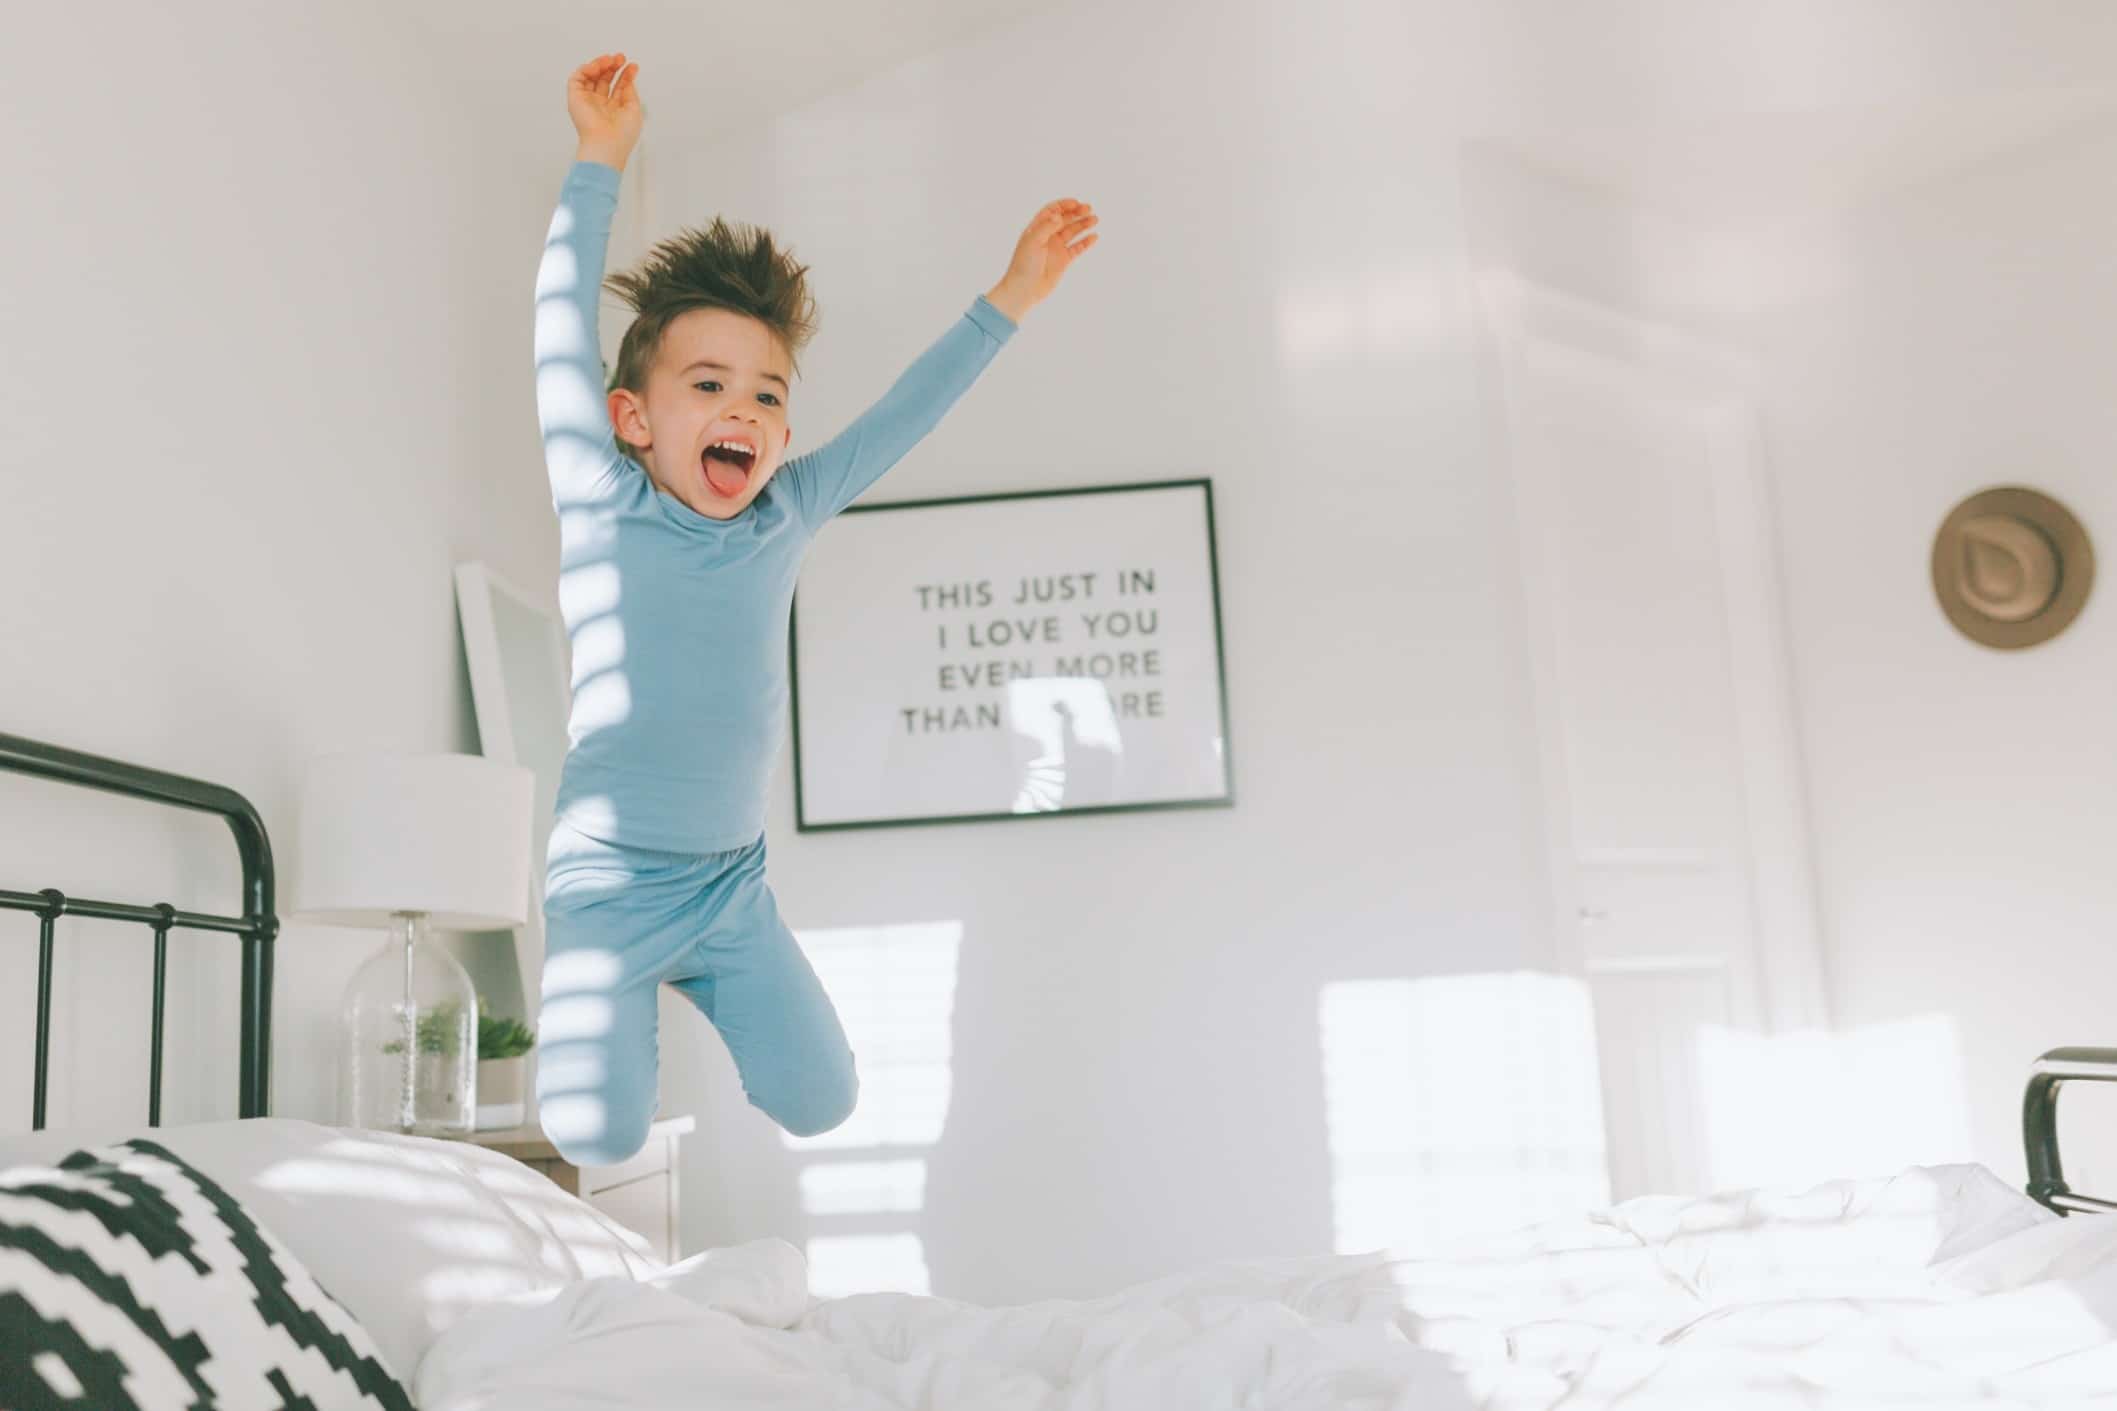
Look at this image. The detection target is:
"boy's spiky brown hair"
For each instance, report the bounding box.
[602,216,818,396]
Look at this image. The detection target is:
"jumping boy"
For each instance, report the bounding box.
[532,52,1098,1165]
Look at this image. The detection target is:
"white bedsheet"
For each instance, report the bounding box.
[416,1241,1455,1410]
[1400,1163,2117,1408]
[415,1164,2117,1411]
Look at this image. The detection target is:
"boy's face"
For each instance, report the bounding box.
[610,308,794,521]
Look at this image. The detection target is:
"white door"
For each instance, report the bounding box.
[1482,277,1827,1201]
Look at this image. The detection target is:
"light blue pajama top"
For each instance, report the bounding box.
[535,159,1017,854]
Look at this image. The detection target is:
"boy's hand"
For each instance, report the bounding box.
[984,199,1098,324]
[568,53,643,172]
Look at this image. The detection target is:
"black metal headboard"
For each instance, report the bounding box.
[2024,1048,2117,1216]
[0,732,276,1129]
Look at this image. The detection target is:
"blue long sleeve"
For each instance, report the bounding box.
[776,295,1017,527]
[534,161,627,508]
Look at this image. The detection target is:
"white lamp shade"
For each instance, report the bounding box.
[292,752,533,929]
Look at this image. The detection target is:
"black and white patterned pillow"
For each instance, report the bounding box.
[0,1137,413,1411]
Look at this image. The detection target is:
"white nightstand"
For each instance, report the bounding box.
[461,1115,694,1262]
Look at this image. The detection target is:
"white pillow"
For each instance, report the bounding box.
[0,1119,659,1379]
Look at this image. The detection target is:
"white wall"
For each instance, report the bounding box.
[639,0,2117,1300]
[1746,114,2117,1188]
[1458,20,2117,1191]
[649,0,1556,1303]
[16,0,2117,1315]
[0,3,557,1128]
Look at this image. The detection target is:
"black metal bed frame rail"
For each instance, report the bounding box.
[2024,1047,2117,1215]
[0,732,276,1129]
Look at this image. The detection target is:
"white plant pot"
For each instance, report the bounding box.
[476,1057,528,1131]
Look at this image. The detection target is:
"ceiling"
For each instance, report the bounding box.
[1488,86,2117,233]
[386,2,2117,243]
[393,0,1065,145]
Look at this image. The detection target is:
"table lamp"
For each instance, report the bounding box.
[292,752,532,1136]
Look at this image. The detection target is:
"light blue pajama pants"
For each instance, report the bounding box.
[533,818,859,1167]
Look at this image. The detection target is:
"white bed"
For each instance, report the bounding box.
[10,1115,2117,1409]
[9,737,2117,1408]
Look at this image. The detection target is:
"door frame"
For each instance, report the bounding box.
[1475,270,1830,1038]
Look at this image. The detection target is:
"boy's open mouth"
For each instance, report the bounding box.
[702,439,757,498]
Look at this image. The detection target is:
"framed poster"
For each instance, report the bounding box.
[791,479,1234,829]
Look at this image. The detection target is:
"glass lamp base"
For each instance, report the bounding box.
[338,912,478,1135]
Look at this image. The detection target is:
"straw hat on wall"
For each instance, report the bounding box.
[1930,486,2094,650]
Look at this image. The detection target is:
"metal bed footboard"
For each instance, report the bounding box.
[2024,1047,2117,1215]
[0,731,277,1128]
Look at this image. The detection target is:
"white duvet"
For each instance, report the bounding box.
[14,1122,2116,1408]
[415,1163,2117,1411]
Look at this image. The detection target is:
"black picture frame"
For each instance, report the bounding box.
[789,478,1235,831]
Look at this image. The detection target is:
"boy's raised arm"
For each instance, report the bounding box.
[535,55,644,508]
[778,198,1099,527]
[776,297,1019,527]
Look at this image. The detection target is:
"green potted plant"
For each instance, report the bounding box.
[475,1005,536,1131]
[380,999,474,1129]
